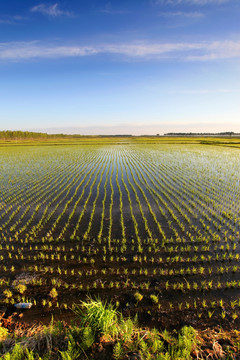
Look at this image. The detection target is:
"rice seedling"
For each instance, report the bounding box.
[0,140,239,332]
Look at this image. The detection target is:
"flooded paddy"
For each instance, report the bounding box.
[0,141,240,330]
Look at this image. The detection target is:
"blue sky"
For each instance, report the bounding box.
[0,0,240,135]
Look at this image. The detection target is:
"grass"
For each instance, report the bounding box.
[1,297,240,359]
[74,297,118,337]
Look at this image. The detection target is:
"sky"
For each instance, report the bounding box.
[0,0,240,135]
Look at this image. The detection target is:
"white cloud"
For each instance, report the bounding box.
[158,11,204,17]
[100,2,128,15]
[0,39,240,61]
[154,0,230,5]
[174,88,240,94]
[182,0,229,3]
[100,9,128,14]
[31,3,72,17]
[0,19,12,24]
[186,40,240,60]
[0,42,98,60]
[0,15,27,25]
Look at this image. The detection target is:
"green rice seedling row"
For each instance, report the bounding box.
[0,140,240,330]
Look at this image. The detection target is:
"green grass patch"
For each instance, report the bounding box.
[1,297,239,359]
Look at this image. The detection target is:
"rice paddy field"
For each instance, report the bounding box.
[0,137,240,330]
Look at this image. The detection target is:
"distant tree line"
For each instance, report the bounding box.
[0,131,85,140]
[164,132,239,136]
[0,131,48,139]
[0,131,136,140]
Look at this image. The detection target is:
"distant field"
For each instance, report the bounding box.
[0,138,240,329]
[0,135,240,147]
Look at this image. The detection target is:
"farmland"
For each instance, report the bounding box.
[0,137,240,331]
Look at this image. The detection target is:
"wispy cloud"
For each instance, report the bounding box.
[172,88,240,94]
[100,9,128,14]
[0,41,98,60]
[0,15,27,25]
[154,0,230,5]
[30,3,73,17]
[0,39,240,61]
[100,2,128,15]
[0,19,12,25]
[158,11,204,17]
[186,40,240,60]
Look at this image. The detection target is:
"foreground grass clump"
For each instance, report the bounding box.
[0,297,200,359]
[1,297,240,359]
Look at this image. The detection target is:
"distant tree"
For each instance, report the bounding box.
[0,131,81,140]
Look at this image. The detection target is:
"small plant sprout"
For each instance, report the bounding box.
[49,287,58,299]
[208,310,214,319]
[16,284,27,294]
[134,292,143,303]
[3,289,12,299]
[150,294,159,304]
